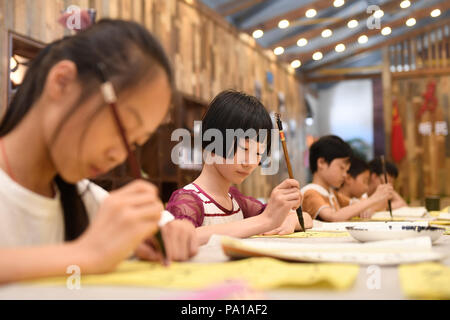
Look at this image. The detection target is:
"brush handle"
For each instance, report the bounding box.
[109,101,167,261]
[380,156,393,219]
[275,114,305,232]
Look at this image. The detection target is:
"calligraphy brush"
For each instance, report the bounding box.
[97,63,168,264]
[275,113,305,232]
[380,155,393,220]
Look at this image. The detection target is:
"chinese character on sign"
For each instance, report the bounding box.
[435,121,448,136]
[418,122,432,136]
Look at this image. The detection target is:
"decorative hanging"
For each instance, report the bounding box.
[417,80,437,119]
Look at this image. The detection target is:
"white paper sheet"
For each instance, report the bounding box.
[221,236,447,265]
[311,220,429,232]
[371,207,428,219]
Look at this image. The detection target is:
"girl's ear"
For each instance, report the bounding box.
[43,60,78,102]
[317,157,327,171]
[369,172,378,183]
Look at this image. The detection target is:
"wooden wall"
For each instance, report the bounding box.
[382,22,450,203]
[388,76,450,202]
[0,0,305,199]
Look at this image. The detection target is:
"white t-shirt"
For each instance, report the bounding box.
[0,168,108,247]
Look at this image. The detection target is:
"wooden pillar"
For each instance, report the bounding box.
[382,47,392,159]
[0,0,14,121]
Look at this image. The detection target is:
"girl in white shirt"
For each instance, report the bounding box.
[0,19,197,284]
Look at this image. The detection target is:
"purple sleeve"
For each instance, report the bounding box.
[166,189,205,227]
[229,186,267,218]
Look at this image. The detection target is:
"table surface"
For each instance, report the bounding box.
[1,234,449,300]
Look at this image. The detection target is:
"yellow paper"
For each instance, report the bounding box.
[429,211,441,217]
[399,263,450,299]
[369,217,411,222]
[252,231,350,238]
[28,258,359,291]
[444,227,450,235]
[429,207,449,217]
[352,216,407,222]
[430,221,450,226]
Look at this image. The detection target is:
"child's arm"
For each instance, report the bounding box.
[0,242,95,284]
[0,180,164,284]
[195,214,274,245]
[363,188,408,214]
[391,190,407,209]
[261,211,313,236]
[171,179,302,245]
[319,184,394,222]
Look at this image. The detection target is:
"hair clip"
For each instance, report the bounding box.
[96,62,117,104]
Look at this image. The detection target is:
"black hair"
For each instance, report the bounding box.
[309,135,352,173]
[347,156,369,178]
[368,158,399,178]
[201,90,273,160]
[0,19,173,241]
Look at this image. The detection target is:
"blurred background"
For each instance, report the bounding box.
[0,0,449,206]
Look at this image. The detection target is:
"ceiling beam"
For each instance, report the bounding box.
[391,67,450,79]
[233,0,277,26]
[315,65,383,75]
[305,73,381,83]
[303,16,450,74]
[217,0,268,17]
[282,2,450,64]
[270,0,401,49]
[243,0,347,33]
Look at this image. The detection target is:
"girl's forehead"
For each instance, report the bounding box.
[238,137,267,149]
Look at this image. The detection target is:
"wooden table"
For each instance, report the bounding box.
[0,234,449,300]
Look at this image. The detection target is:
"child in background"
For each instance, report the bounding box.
[338,156,374,219]
[301,135,394,222]
[338,156,370,204]
[0,20,197,284]
[167,90,311,245]
[367,158,407,211]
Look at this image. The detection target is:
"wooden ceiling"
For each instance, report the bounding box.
[201,0,450,76]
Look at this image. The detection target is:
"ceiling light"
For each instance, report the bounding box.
[252,29,264,39]
[358,35,368,44]
[406,18,416,27]
[333,0,345,7]
[347,19,358,28]
[431,9,441,17]
[321,29,333,38]
[374,10,384,19]
[312,52,323,60]
[306,9,317,18]
[274,46,285,55]
[381,26,392,36]
[400,1,411,9]
[297,38,308,47]
[335,43,346,52]
[290,60,301,68]
[278,19,290,29]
